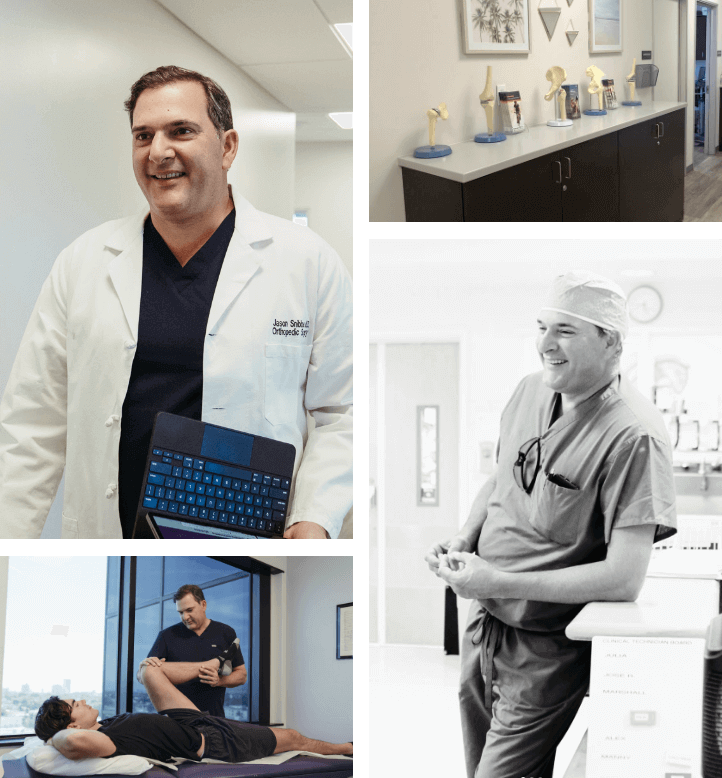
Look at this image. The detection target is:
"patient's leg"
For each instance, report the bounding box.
[269,728,353,756]
[139,662,203,712]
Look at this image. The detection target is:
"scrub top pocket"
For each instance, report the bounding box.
[529,478,594,546]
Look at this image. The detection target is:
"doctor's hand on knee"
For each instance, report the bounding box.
[425,536,472,574]
[139,657,165,669]
[136,657,165,683]
[284,521,330,539]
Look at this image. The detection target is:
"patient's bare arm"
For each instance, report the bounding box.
[50,729,82,759]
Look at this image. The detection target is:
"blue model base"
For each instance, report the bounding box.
[584,109,607,116]
[622,100,642,106]
[474,132,507,143]
[414,144,452,158]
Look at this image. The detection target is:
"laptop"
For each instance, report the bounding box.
[133,412,295,539]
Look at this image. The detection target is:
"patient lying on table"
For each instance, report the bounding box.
[34,657,352,763]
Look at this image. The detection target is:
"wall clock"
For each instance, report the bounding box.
[628,285,663,323]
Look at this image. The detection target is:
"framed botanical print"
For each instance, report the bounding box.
[461,0,531,54]
[589,0,622,53]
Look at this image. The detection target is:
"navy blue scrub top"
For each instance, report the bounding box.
[118,209,236,537]
[149,620,244,717]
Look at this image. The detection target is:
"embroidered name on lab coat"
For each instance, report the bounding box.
[273,318,310,337]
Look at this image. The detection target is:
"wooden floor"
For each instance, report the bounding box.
[684,151,722,221]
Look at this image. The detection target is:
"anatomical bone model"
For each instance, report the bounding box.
[479,66,495,134]
[426,102,449,146]
[586,64,606,110]
[626,58,637,100]
[544,65,571,126]
[625,58,639,104]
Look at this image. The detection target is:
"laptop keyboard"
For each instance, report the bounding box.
[141,447,291,536]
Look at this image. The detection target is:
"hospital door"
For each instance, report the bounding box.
[370,342,460,645]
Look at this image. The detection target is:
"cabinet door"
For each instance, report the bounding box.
[560,132,620,221]
[618,109,685,221]
[402,167,465,221]
[462,151,563,221]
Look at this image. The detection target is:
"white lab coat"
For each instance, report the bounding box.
[0,192,352,538]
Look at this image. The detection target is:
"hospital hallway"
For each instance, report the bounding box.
[370,644,590,778]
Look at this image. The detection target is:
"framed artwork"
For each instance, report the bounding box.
[336,603,353,659]
[589,0,622,53]
[461,0,531,54]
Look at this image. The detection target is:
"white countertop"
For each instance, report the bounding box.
[397,101,686,184]
[565,574,719,641]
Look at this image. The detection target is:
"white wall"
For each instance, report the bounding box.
[370,0,655,221]
[285,556,352,744]
[295,142,353,276]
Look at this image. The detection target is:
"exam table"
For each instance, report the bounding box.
[2,755,353,778]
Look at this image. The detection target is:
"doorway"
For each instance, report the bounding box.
[695,2,719,164]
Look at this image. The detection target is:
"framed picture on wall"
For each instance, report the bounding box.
[461,0,531,54]
[336,603,353,659]
[589,0,622,53]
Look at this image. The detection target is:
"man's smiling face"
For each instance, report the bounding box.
[536,310,615,399]
[131,80,233,223]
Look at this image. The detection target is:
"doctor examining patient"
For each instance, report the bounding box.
[0,65,352,539]
[33,583,352,763]
[426,273,676,778]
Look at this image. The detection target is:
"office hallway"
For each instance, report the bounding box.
[684,153,722,220]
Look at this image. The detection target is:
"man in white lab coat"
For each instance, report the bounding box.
[0,65,352,539]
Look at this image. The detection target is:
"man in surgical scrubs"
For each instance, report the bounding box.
[426,272,676,778]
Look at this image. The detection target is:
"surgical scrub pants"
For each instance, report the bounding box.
[459,601,591,778]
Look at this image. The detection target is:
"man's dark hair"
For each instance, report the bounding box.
[174,584,205,604]
[34,696,72,742]
[124,65,234,137]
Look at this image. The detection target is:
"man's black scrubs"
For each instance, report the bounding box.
[149,620,244,716]
[118,210,235,538]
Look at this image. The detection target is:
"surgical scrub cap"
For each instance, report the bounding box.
[540,272,628,338]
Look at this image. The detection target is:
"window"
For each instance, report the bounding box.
[0,557,108,735]
[1,556,274,741]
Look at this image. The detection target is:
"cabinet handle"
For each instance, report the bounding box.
[658,121,664,138]
[553,160,562,184]
[564,157,572,179]
[652,123,659,139]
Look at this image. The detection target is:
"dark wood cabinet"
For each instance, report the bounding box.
[401,108,684,222]
[618,109,685,221]
[462,151,563,221]
[558,132,619,221]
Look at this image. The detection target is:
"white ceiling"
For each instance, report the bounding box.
[156,0,352,142]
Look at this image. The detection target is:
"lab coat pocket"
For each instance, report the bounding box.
[529,479,592,546]
[61,512,79,539]
[264,343,312,425]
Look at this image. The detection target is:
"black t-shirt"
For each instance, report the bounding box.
[149,620,244,717]
[98,713,202,762]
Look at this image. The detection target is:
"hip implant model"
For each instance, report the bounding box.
[545,65,572,127]
[475,66,506,143]
[414,102,452,158]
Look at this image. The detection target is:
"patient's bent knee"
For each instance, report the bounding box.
[139,663,162,684]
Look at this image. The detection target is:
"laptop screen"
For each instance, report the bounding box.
[148,514,259,540]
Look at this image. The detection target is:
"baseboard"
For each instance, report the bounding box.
[686,163,694,173]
